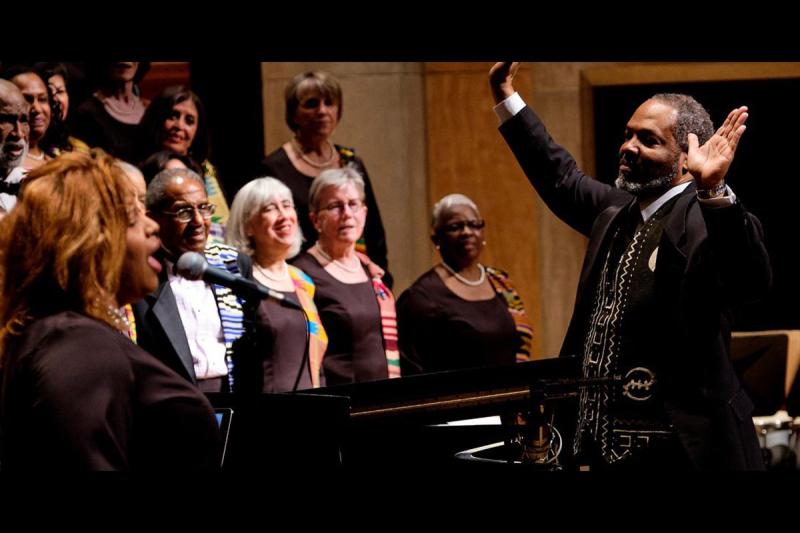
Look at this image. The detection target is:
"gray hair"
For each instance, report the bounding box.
[227,177,303,258]
[308,166,365,212]
[115,161,144,183]
[650,93,714,153]
[145,167,204,210]
[432,193,481,231]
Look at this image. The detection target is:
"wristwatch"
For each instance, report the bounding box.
[697,181,727,199]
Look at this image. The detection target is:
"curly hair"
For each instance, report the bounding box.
[651,93,715,153]
[0,149,134,363]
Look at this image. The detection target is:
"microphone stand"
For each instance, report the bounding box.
[291,306,311,393]
[508,375,623,469]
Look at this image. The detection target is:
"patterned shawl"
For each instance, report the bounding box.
[205,243,246,392]
[356,252,401,378]
[287,265,328,388]
[486,266,533,362]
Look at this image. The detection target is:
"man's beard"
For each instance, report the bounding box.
[0,139,28,173]
[615,153,680,197]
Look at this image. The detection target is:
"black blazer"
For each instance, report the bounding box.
[132,248,252,385]
[500,105,771,470]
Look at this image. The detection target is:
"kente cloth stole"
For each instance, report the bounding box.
[354,251,401,379]
[486,267,534,362]
[205,243,245,392]
[288,265,329,388]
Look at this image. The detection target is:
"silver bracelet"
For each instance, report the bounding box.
[697,181,727,199]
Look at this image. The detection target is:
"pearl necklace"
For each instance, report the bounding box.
[26,150,45,161]
[292,139,338,169]
[254,261,290,282]
[106,304,131,330]
[316,245,361,273]
[441,262,486,286]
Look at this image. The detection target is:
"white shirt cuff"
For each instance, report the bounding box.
[493,92,526,124]
[697,185,736,207]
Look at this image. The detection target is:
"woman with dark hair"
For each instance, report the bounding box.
[71,62,151,162]
[0,149,221,470]
[33,62,89,153]
[137,85,229,244]
[256,71,392,287]
[139,149,204,184]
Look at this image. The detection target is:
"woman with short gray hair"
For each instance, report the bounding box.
[396,193,533,375]
[292,168,400,385]
[227,177,327,392]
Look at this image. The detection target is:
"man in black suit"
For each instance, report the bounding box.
[489,62,770,470]
[133,167,250,393]
[0,79,29,216]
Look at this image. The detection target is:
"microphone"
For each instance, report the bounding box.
[176,252,303,310]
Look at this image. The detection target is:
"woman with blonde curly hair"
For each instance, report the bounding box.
[0,149,221,471]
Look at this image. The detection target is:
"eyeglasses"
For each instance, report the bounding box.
[161,203,216,223]
[300,97,337,110]
[440,220,485,234]
[318,199,363,215]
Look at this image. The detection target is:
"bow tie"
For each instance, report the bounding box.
[0,180,21,196]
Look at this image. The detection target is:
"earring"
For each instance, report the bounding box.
[482,241,487,246]
[435,244,440,250]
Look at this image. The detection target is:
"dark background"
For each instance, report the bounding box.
[594,78,800,332]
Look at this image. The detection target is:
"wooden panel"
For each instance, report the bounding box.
[424,62,544,359]
[139,62,191,102]
[583,62,800,87]
[259,63,430,295]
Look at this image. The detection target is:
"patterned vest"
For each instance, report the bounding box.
[574,198,679,464]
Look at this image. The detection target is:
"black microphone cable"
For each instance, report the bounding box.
[291,305,311,393]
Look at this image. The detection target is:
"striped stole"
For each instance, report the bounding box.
[287,265,328,388]
[205,243,246,392]
[355,252,401,379]
[486,267,533,362]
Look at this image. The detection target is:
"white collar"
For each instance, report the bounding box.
[2,166,26,184]
[638,181,691,222]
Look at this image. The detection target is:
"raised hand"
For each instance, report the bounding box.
[687,106,748,190]
[489,62,520,104]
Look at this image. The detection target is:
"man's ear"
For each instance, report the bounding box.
[679,151,690,176]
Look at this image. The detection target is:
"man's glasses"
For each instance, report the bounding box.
[440,219,485,234]
[319,200,363,215]
[161,203,216,223]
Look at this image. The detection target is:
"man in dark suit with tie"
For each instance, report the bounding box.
[489,62,770,470]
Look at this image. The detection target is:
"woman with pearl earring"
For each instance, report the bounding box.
[396,193,533,375]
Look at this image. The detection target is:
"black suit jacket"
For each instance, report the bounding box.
[500,106,771,470]
[132,248,252,385]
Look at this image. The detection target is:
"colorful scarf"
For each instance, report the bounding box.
[486,266,533,362]
[356,252,401,379]
[205,243,246,392]
[202,159,230,245]
[121,303,137,344]
[287,265,328,388]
